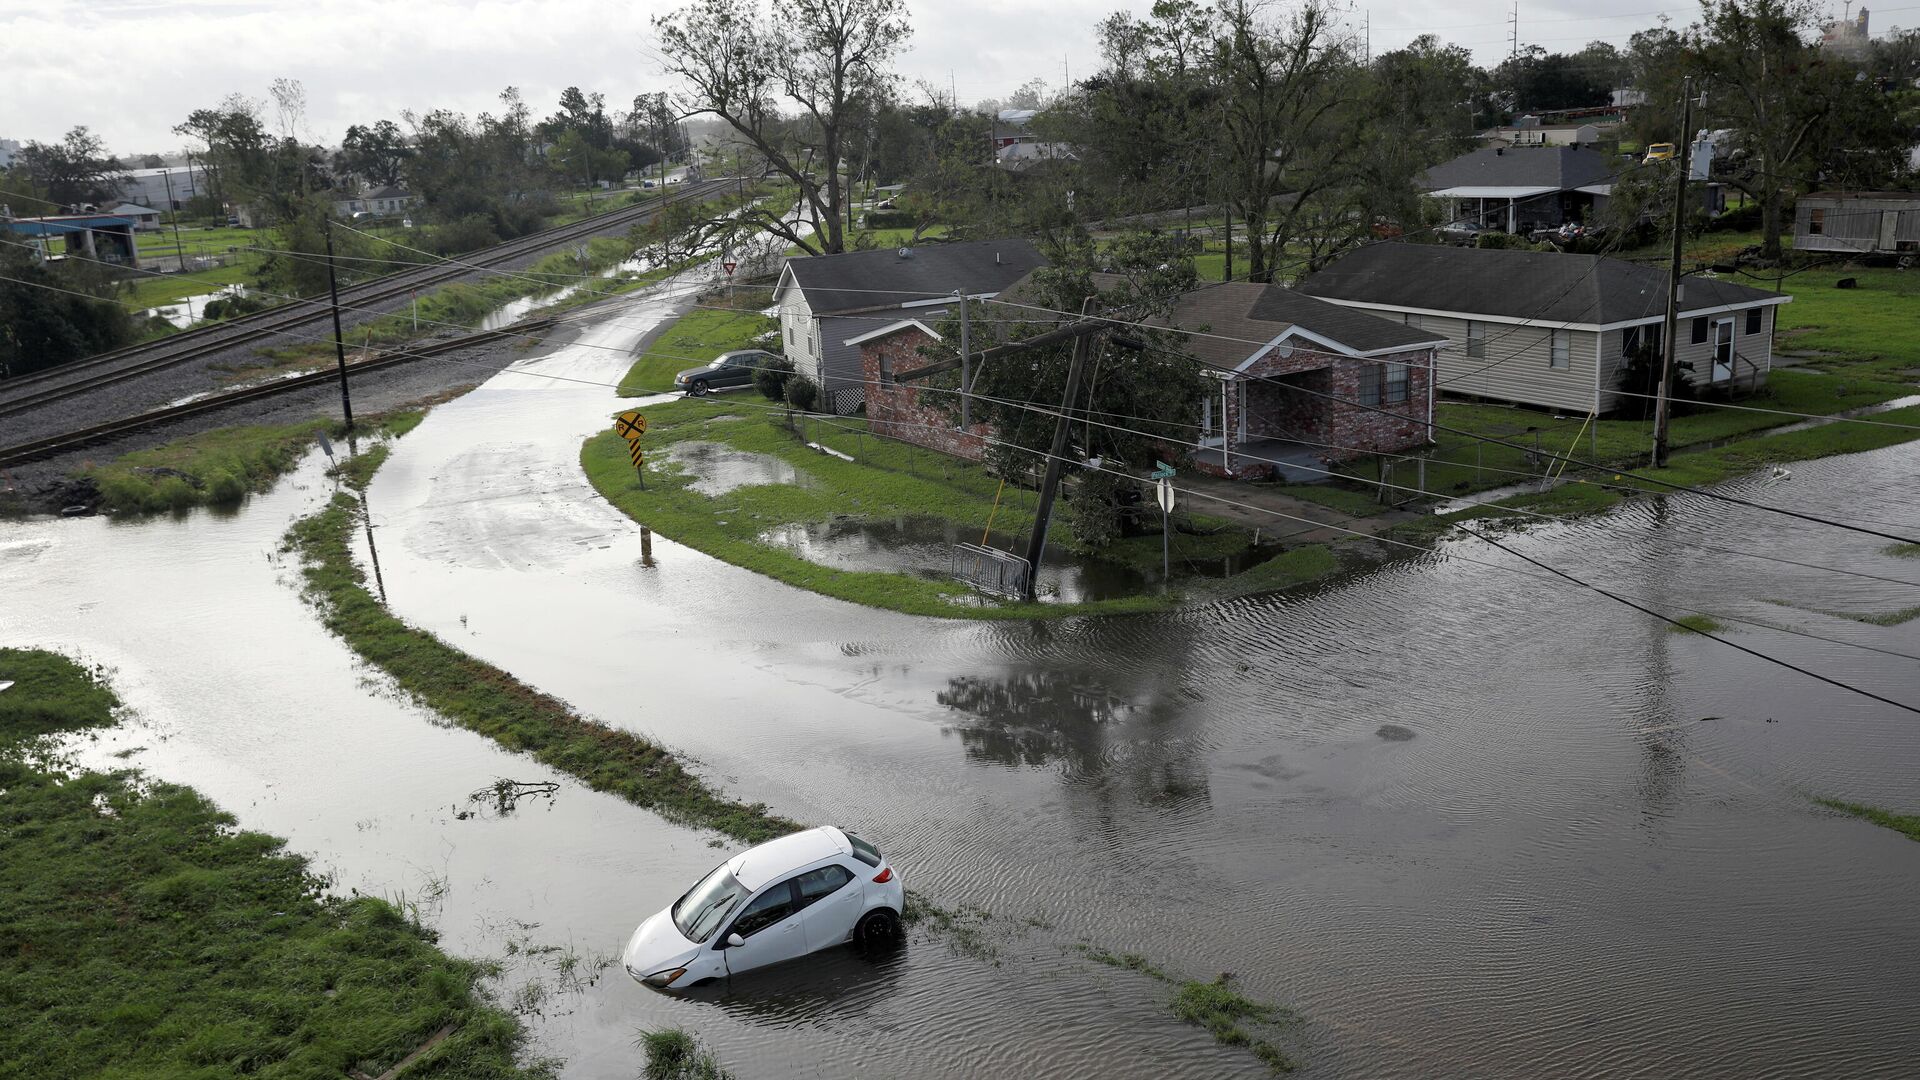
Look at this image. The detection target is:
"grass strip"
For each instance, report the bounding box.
[84,410,424,514]
[0,648,547,1079]
[1815,798,1920,843]
[1078,946,1298,1073]
[640,1029,737,1080]
[1667,614,1726,635]
[281,480,799,844]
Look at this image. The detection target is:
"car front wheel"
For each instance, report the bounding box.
[690,379,710,397]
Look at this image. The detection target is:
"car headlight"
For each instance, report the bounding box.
[644,966,688,988]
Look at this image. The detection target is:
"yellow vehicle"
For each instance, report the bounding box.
[1645,142,1676,161]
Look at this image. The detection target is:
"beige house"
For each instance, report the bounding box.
[1296,244,1789,415]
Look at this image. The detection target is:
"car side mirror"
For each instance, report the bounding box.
[726,933,745,948]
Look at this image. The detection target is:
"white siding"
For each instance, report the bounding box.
[778,290,821,382]
[1386,310,1602,413]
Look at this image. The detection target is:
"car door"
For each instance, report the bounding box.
[792,864,861,952]
[724,354,759,388]
[720,880,806,975]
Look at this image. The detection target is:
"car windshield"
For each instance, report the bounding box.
[671,865,750,943]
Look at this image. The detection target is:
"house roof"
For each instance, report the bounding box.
[1420,146,1619,194]
[365,185,413,200]
[990,272,1445,369]
[1800,190,1920,203]
[107,203,160,215]
[843,318,944,348]
[1295,243,1787,327]
[781,238,1047,315]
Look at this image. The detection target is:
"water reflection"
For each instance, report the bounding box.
[936,669,1209,810]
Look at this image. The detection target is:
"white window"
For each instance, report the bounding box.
[1549,330,1570,370]
[1466,321,1486,359]
[1385,361,1409,404]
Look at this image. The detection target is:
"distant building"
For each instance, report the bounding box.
[1795,191,1920,256]
[0,138,19,169]
[1822,8,1871,58]
[333,185,417,217]
[120,165,213,211]
[1480,115,1622,149]
[1,210,143,267]
[1420,145,1621,233]
[105,203,164,231]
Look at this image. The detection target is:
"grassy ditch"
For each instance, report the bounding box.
[1816,797,1920,843]
[1079,947,1298,1073]
[281,466,799,844]
[83,410,423,514]
[0,648,547,1079]
[640,1029,737,1080]
[581,398,1304,618]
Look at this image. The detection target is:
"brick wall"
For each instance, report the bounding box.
[1198,346,1434,479]
[859,328,989,461]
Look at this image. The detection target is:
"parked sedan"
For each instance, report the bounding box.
[622,826,904,990]
[1439,220,1494,245]
[675,349,777,395]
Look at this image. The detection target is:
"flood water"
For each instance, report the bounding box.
[6,262,1920,1078]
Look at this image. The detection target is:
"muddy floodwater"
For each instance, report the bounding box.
[7,273,1920,1078]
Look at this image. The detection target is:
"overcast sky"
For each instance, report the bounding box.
[0,0,1870,155]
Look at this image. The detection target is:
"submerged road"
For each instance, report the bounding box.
[5,266,1920,1077]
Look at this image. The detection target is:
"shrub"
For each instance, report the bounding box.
[784,373,819,413]
[753,354,795,401]
[862,210,915,230]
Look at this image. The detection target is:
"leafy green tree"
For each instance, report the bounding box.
[15,127,127,208]
[338,120,411,187]
[0,243,134,378]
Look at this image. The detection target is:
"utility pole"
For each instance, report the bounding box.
[1652,75,1695,468]
[1224,203,1233,281]
[957,291,972,430]
[322,216,355,432]
[1022,302,1099,602]
[161,169,188,319]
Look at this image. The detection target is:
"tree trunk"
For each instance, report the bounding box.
[1760,187,1784,262]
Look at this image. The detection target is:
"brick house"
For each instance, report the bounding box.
[1172,284,1447,480]
[851,319,989,460]
[855,279,1446,482]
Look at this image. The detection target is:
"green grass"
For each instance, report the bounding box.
[0,648,547,1080]
[282,479,801,843]
[83,411,421,514]
[1667,613,1726,635]
[617,306,777,396]
[1754,266,1920,376]
[120,259,257,310]
[1075,946,1296,1073]
[640,1029,736,1080]
[132,224,274,261]
[1816,798,1920,842]
[1884,543,1920,559]
[1204,544,1337,599]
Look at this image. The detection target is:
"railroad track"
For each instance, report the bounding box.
[0,319,555,470]
[0,179,732,419]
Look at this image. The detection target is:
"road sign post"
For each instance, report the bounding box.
[616,410,648,489]
[1155,476,1175,582]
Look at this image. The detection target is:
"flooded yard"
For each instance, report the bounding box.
[6,270,1920,1078]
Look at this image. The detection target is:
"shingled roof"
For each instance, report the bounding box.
[1420,146,1619,193]
[988,272,1445,368]
[1295,243,1786,325]
[780,238,1047,315]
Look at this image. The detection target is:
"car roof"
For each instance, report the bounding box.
[727,826,850,890]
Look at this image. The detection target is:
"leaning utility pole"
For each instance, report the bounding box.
[322,216,355,432]
[1652,76,1695,468]
[1021,319,1097,603]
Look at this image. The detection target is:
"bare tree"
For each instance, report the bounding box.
[654,0,909,254]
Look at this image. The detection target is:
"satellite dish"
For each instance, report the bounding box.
[1275,342,1295,359]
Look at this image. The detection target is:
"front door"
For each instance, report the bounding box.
[721,880,807,975]
[1712,319,1735,382]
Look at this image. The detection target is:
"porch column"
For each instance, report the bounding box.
[1222,377,1232,471]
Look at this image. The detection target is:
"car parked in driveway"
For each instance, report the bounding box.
[1439,219,1494,245]
[622,826,904,990]
[674,349,778,395]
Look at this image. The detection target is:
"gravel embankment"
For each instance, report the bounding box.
[0,205,674,449]
[1,322,576,514]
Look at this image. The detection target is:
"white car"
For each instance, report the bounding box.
[622,826,904,990]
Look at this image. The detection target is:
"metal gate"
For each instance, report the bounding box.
[951,542,1030,597]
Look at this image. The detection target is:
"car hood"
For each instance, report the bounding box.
[622,909,700,977]
[675,365,716,381]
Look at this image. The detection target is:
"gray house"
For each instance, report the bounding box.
[1794,191,1920,256]
[1422,146,1620,234]
[773,239,1047,414]
[1296,244,1789,415]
